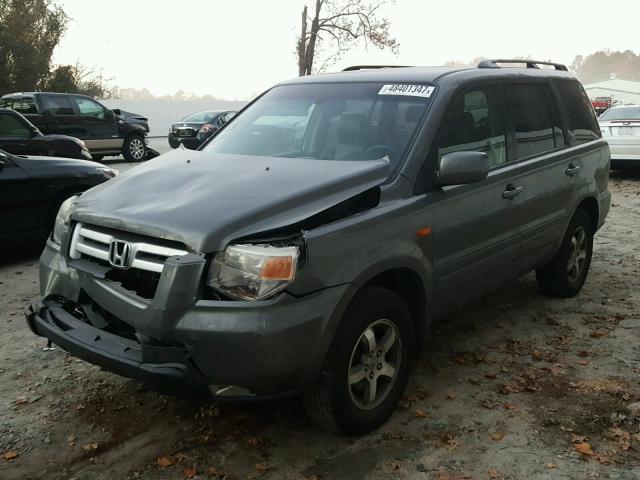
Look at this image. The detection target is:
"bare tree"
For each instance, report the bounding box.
[296,0,399,76]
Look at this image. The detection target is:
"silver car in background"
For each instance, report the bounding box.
[599,105,640,168]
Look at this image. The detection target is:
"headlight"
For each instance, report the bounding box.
[207,244,299,300]
[52,196,77,245]
[97,167,119,178]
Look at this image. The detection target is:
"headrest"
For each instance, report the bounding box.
[335,113,368,144]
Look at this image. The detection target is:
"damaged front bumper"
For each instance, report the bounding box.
[27,240,353,398]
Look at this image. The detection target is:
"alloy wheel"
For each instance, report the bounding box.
[567,226,588,282]
[129,138,145,160]
[348,318,402,410]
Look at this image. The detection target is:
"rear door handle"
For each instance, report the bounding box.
[565,163,582,176]
[502,184,524,199]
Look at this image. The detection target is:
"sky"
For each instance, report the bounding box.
[53,0,640,100]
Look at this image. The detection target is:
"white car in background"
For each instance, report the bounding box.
[599,105,640,168]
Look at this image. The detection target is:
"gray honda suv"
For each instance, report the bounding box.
[25,60,611,434]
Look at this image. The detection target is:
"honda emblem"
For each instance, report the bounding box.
[109,240,132,269]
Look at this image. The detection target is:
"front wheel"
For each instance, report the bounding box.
[122,135,147,162]
[302,286,414,435]
[536,209,594,297]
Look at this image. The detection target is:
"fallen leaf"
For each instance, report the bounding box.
[246,436,260,446]
[578,350,590,357]
[503,403,516,410]
[531,350,544,360]
[82,442,99,451]
[488,469,504,480]
[255,463,271,474]
[484,373,497,380]
[574,442,594,456]
[546,463,557,469]
[446,393,456,400]
[183,467,197,478]
[157,457,175,468]
[207,466,228,478]
[490,432,504,441]
[3,451,18,461]
[577,360,590,366]
[453,356,466,365]
[390,462,401,471]
[415,409,428,418]
[14,397,28,405]
[590,328,610,338]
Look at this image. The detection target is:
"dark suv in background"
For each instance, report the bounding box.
[0,92,149,162]
[26,60,610,435]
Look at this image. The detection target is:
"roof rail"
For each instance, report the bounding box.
[342,65,412,72]
[477,59,568,71]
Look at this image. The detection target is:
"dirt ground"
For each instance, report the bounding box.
[1,172,639,480]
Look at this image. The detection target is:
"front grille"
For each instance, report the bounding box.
[69,223,189,299]
[70,223,189,273]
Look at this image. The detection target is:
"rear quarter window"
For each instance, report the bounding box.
[13,96,37,114]
[555,80,601,145]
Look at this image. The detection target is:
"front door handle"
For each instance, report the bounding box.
[566,163,582,176]
[502,184,524,199]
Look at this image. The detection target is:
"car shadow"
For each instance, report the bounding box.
[0,243,42,267]
[610,167,640,180]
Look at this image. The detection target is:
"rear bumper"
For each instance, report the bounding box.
[606,137,640,161]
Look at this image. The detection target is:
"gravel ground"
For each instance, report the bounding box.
[0,171,639,480]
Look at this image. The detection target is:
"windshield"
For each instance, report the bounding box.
[183,111,220,123]
[202,82,434,173]
[599,106,640,121]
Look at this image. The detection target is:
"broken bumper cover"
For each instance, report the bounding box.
[25,298,207,397]
[28,242,353,398]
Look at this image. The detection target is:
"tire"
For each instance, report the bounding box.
[536,209,594,297]
[302,286,414,435]
[122,135,147,162]
[91,154,104,162]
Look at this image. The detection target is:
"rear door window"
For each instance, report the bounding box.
[504,84,558,160]
[437,85,506,168]
[43,95,75,115]
[554,80,601,144]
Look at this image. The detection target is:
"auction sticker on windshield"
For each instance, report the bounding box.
[378,84,435,98]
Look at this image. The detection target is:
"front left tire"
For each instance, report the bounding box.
[302,286,414,435]
[122,135,147,162]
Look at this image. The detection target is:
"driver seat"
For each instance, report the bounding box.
[320,113,370,160]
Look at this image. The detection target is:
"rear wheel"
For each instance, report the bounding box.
[122,135,147,162]
[302,286,414,435]
[536,209,593,297]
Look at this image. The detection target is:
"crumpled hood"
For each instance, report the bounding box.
[72,149,388,252]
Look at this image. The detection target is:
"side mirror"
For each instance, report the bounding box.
[437,151,489,186]
[112,108,121,115]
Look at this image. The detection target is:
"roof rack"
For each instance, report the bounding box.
[342,65,412,71]
[477,59,568,71]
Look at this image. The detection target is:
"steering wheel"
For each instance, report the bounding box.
[365,145,401,161]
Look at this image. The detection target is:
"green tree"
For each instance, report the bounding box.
[296,0,399,76]
[0,0,68,94]
[43,63,117,98]
[570,50,640,83]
